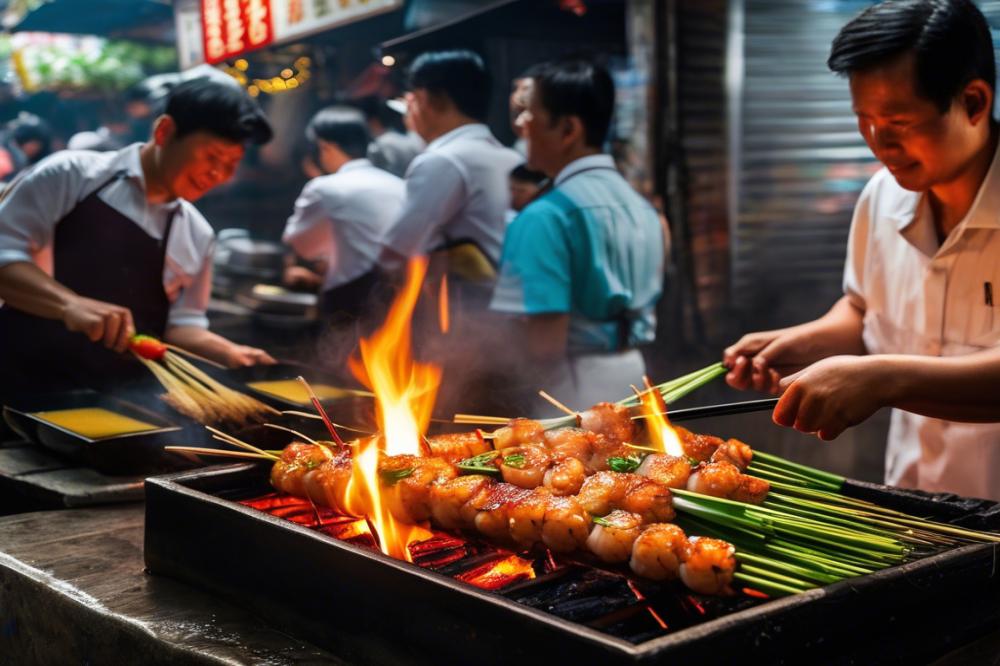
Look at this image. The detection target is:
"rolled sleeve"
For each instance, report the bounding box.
[843,176,876,311]
[282,178,335,263]
[0,155,83,269]
[490,203,571,315]
[382,153,466,258]
[167,246,213,329]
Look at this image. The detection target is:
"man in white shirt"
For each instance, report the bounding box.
[380,50,522,274]
[282,106,405,319]
[0,78,276,394]
[724,0,1000,500]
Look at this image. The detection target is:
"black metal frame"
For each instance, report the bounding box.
[145,449,1000,665]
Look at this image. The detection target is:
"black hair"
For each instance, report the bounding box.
[509,163,547,185]
[531,60,615,148]
[828,0,995,113]
[353,95,404,132]
[408,50,491,122]
[7,113,52,160]
[165,77,272,145]
[305,106,371,160]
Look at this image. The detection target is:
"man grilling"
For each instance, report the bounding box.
[0,78,276,395]
[724,0,1000,501]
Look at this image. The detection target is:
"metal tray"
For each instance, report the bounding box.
[145,421,1000,665]
[224,361,373,417]
[3,389,190,475]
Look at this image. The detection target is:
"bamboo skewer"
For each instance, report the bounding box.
[165,446,275,461]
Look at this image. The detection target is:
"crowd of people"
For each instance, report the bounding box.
[2,0,1000,502]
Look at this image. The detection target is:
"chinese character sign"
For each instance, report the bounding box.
[201,0,274,64]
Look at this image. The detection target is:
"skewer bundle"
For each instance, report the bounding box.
[130,335,278,426]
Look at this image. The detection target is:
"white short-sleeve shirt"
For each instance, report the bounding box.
[282,158,405,291]
[0,143,215,328]
[844,140,1000,501]
[380,123,522,265]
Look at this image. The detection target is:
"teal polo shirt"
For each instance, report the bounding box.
[490,155,664,353]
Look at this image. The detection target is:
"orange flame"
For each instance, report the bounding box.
[438,275,450,334]
[639,388,684,457]
[345,258,441,561]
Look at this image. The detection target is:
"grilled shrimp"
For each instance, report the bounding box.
[469,483,533,544]
[543,456,587,496]
[508,489,551,548]
[679,537,736,595]
[580,402,636,448]
[499,445,551,489]
[540,495,591,553]
[493,418,546,451]
[636,454,692,489]
[577,471,675,524]
[429,474,491,529]
[427,431,491,463]
[543,427,597,467]
[687,461,741,498]
[270,441,334,498]
[688,461,769,505]
[710,438,753,471]
[675,426,723,462]
[629,523,689,581]
[586,509,643,563]
[619,476,676,524]
[383,455,457,523]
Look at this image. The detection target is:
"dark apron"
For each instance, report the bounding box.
[0,170,175,395]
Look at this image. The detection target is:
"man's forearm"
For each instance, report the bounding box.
[0,261,75,320]
[878,350,1000,422]
[796,296,868,361]
[164,326,236,365]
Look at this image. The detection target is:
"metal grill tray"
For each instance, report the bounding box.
[145,461,1000,665]
[3,389,189,475]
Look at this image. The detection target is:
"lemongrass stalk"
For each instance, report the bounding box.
[732,572,806,597]
[753,450,846,486]
[738,564,817,590]
[660,366,728,404]
[735,551,842,585]
[758,497,914,540]
[748,462,843,491]
[762,542,874,577]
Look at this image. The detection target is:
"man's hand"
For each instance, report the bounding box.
[773,355,890,440]
[223,344,277,368]
[723,327,813,394]
[62,295,135,353]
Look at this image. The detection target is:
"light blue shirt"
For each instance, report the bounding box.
[490,154,664,353]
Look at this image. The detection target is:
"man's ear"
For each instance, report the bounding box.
[962,79,993,126]
[561,115,586,149]
[151,115,176,146]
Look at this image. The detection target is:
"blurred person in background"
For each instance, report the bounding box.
[724,0,1000,501]
[282,105,405,321]
[506,163,548,223]
[0,113,54,183]
[0,78,276,396]
[379,49,521,300]
[491,60,664,412]
[356,94,424,178]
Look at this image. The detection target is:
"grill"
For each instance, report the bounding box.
[144,410,1000,665]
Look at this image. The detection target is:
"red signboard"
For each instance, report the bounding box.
[201,0,274,65]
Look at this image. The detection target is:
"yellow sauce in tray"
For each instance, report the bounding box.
[31,407,162,439]
[246,380,371,404]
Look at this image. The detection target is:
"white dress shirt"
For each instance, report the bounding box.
[381,123,522,265]
[282,158,405,291]
[0,143,214,328]
[844,140,1000,500]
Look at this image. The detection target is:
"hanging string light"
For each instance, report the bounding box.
[223,56,311,97]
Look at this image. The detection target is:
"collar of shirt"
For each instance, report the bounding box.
[553,154,616,187]
[337,158,374,175]
[111,142,181,214]
[427,123,491,151]
[894,138,1000,253]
